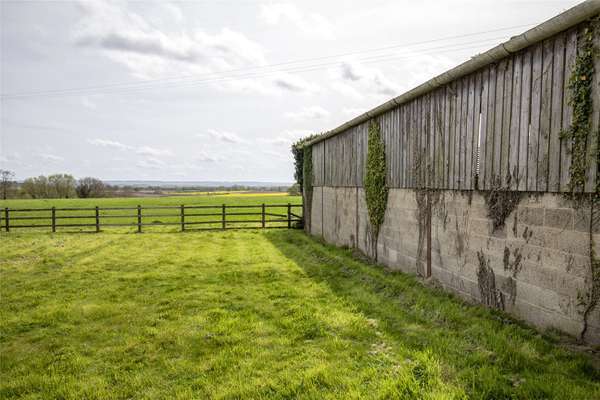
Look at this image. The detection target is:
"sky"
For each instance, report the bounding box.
[0,0,582,182]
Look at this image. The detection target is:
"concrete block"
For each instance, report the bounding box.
[574,207,592,233]
[544,228,590,257]
[518,207,545,226]
[544,208,574,230]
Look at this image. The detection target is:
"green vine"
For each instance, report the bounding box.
[561,18,598,195]
[365,120,388,257]
[559,17,599,342]
[303,146,314,231]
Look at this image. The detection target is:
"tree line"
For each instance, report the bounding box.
[0,170,106,199]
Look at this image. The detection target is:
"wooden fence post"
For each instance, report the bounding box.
[137,205,142,233]
[181,205,185,232]
[261,203,265,228]
[4,208,9,232]
[95,206,100,233]
[287,203,291,229]
[222,204,226,230]
[51,207,56,233]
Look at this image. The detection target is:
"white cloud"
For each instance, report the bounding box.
[81,97,97,110]
[285,106,329,120]
[204,129,244,144]
[88,138,133,151]
[195,152,222,163]
[342,107,367,116]
[136,146,173,157]
[136,157,166,169]
[73,1,266,81]
[89,139,172,158]
[39,153,64,162]
[271,73,319,94]
[260,3,334,39]
[332,59,400,97]
[161,3,183,23]
[263,129,314,146]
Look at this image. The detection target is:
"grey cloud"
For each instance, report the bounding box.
[77,32,205,64]
[340,63,362,81]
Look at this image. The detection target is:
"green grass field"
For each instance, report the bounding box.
[1,195,599,399]
[0,194,302,232]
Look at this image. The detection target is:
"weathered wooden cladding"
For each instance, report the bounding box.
[309,18,598,193]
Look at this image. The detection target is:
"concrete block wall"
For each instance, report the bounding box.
[309,186,599,344]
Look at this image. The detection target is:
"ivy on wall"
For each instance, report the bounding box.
[292,134,319,194]
[560,16,599,342]
[365,120,388,257]
[561,18,598,195]
[303,145,314,231]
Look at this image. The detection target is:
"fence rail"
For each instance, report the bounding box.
[0,203,303,233]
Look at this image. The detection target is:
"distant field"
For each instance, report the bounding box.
[162,191,292,197]
[0,194,302,233]
[1,230,598,399]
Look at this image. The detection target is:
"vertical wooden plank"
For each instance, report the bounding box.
[137,205,142,233]
[440,87,448,189]
[479,69,490,190]
[560,28,577,192]
[465,74,475,190]
[454,80,462,189]
[95,206,100,233]
[440,85,450,189]
[493,59,506,187]
[436,89,445,189]
[549,33,566,192]
[429,91,436,188]
[388,113,393,187]
[449,82,458,189]
[426,96,432,188]
[529,43,543,191]
[393,108,399,187]
[181,204,185,231]
[399,106,405,188]
[537,38,554,192]
[460,77,467,189]
[518,50,532,191]
[414,98,420,188]
[390,111,394,187]
[418,96,425,188]
[407,100,414,188]
[448,81,459,189]
[586,22,599,193]
[501,57,514,188]
[484,64,497,190]
[509,54,522,190]
[421,95,427,188]
[437,89,444,189]
[408,103,412,188]
[222,204,226,230]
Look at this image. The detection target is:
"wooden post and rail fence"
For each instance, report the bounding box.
[0,203,303,233]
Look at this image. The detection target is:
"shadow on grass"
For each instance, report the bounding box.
[265,230,600,399]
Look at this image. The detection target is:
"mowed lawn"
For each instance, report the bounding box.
[1,229,599,398]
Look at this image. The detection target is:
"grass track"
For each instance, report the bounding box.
[1,229,599,398]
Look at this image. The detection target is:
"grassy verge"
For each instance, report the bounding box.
[1,230,598,399]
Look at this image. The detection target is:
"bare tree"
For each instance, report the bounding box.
[0,169,16,200]
[76,177,106,198]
